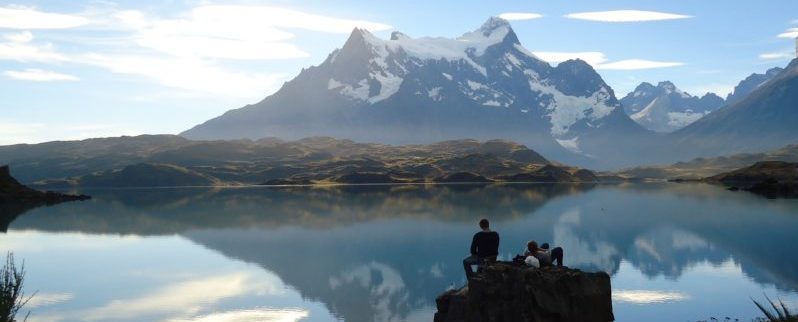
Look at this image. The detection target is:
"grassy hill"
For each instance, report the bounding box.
[1,135,597,187]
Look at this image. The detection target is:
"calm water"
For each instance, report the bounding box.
[2,183,798,322]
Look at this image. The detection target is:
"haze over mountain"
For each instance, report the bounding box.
[182,17,651,168]
[671,59,798,158]
[619,81,725,133]
[725,67,784,104]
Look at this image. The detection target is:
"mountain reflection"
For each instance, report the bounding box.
[3,183,798,321]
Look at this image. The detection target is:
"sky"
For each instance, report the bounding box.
[1,0,797,145]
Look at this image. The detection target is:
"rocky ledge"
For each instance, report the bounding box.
[1,165,90,203]
[705,161,798,198]
[434,262,613,322]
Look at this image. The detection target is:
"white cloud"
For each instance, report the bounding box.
[497,13,543,21]
[595,59,684,70]
[777,27,798,38]
[3,30,33,43]
[79,53,287,97]
[532,51,608,65]
[533,51,683,70]
[26,293,74,308]
[565,10,691,22]
[168,309,309,322]
[0,6,89,29]
[0,31,68,62]
[759,50,795,61]
[116,5,391,60]
[613,289,690,304]
[4,68,79,81]
[79,272,283,321]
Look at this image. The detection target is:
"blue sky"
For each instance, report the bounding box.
[1,0,796,145]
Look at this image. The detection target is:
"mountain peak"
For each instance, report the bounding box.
[478,17,512,36]
[390,31,409,41]
[657,81,676,91]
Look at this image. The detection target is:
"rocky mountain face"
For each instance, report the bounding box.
[671,59,798,158]
[181,17,650,168]
[725,67,783,104]
[620,81,725,133]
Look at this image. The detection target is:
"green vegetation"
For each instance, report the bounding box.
[1,253,33,322]
[753,296,797,322]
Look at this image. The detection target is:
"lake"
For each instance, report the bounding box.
[2,183,797,322]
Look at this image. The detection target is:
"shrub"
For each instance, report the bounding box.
[0,253,33,322]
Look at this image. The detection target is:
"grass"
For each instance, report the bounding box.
[0,252,33,322]
[752,295,798,322]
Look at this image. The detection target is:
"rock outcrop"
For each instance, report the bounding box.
[0,165,90,203]
[705,161,798,198]
[434,262,613,322]
[1,165,90,232]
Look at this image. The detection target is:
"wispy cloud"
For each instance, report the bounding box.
[497,13,543,21]
[532,51,608,65]
[595,59,684,70]
[114,5,392,60]
[533,51,684,70]
[760,50,795,61]
[168,309,309,322]
[565,10,691,22]
[777,27,798,38]
[78,53,287,97]
[0,31,68,62]
[613,289,690,304]
[4,68,79,81]
[0,5,89,29]
[6,4,392,98]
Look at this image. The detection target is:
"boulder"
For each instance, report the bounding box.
[434,262,613,322]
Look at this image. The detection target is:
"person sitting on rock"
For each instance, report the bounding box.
[524,240,564,267]
[463,218,500,280]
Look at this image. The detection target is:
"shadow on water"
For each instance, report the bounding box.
[3,182,798,321]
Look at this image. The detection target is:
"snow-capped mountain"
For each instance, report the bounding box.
[620,81,724,133]
[671,59,798,158]
[182,17,650,168]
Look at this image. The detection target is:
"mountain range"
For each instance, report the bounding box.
[1,17,796,175]
[180,17,798,169]
[620,82,725,133]
[182,17,651,168]
[619,67,782,133]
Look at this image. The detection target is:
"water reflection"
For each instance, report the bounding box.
[2,183,798,321]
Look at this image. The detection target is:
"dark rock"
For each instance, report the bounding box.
[434,262,613,322]
[570,169,598,182]
[0,165,90,203]
[260,178,313,185]
[0,165,90,232]
[434,172,493,183]
[705,161,798,198]
[495,173,558,183]
[332,172,402,184]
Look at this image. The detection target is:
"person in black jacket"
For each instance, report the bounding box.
[463,218,500,280]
